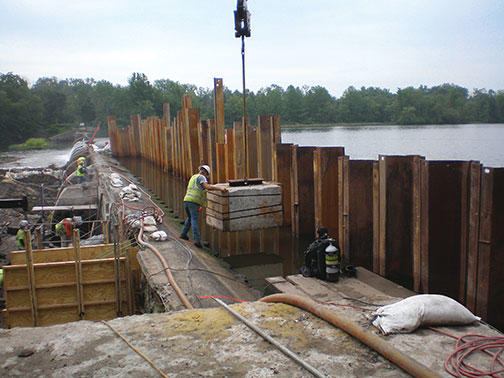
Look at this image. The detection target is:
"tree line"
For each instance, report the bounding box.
[1,71,503,149]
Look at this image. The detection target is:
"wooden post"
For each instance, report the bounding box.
[102,220,109,244]
[476,168,503,330]
[113,224,122,316]
[246,125,258,178]
[338,155,350,264]
[257,116,274,181]
[73,228,84,319]
[313,147,345,239]
[214,78,225,144]
[24,229,39,326]
[348,160,374,271]
[188,108,201,173]
[234,119,247,179]
[35,226,43,250]
[291,146,316,237]
[276,144,293,227]
[465,161,482,312]
[226,129,236,181]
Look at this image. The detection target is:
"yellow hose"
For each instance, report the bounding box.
[261,293,441,378]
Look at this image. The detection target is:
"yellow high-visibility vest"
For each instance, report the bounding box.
[183,174,207,207]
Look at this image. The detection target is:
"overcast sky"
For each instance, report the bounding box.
[1,0,503,97]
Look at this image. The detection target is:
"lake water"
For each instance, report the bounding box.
[281,123,504,168]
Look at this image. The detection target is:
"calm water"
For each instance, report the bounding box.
[281,123,504,168]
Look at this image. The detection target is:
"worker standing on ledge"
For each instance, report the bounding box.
[180,165,227,247]
[16,220,29,249]
[76,159,87,184]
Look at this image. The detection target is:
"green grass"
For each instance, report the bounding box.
[8,138,53,151]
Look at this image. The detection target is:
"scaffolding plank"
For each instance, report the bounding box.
[31,205,97,211]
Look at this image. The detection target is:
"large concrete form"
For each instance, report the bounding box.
[348,160,374,271]
[206,183,282,232]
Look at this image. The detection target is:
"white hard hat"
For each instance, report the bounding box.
[199,165,211,175]
[19,220,29,228]
[72,216,83,225]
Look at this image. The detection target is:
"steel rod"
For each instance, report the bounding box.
[213,297,326,378]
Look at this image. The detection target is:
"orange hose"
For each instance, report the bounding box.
[138,221,193,309]
[261,293,440,378]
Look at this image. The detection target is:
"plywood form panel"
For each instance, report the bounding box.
[276,144,293,227]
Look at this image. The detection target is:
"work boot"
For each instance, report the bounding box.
[180,235,188,240]
[194,241,202,248]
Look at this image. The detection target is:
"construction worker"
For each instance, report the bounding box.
[55,216,82,247]
[77,156,86,167]
[180,165,227,247]
[77,159,87,184]
[16,220,29,249]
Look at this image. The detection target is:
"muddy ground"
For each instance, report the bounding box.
[0,168,62,264]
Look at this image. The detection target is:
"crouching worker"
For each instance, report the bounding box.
[55,216,82,247]
[180,165,227,248]
[300,226,342,282]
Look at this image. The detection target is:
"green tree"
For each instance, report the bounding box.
[0,73,44,148]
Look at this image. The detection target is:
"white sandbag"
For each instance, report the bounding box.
[372,294,480,335]
[143,225,158,232]
[150,231,168,241]
[110,173,123,187]
[143,216,157,225]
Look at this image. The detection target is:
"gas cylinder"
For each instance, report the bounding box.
[325,242,340,282]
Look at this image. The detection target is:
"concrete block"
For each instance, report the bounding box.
[206,182,282,232]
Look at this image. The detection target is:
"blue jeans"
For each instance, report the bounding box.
[181,201,201,242]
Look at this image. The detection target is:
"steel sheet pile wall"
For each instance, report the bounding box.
[108,79,503,330]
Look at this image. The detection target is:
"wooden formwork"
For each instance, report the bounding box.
[2,242,140,328]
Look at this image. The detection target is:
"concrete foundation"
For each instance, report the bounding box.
[206,182,282,232]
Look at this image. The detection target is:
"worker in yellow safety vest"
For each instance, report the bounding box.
[16,220,29,249]
[180,165,227,247]
[77,160,87,184]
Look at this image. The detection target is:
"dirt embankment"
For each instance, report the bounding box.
[0,168,62,264]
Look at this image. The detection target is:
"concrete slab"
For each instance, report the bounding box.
[266,271,503,377]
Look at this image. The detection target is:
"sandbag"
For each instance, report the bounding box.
[372,294,481,335]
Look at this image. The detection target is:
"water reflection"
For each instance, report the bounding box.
[118,157,309,284]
